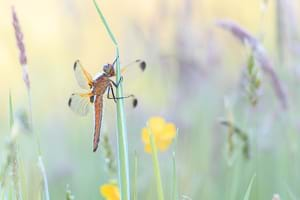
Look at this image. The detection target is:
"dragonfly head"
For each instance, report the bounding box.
[103,63,115,77]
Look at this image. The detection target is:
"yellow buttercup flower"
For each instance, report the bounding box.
[99,183,120,200]
[142,116,176,153]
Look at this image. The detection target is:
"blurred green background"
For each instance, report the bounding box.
[0,0,300,199]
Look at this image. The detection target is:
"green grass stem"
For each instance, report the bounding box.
[171,152,177,200]
[133,151,138,200]
[38,156,50,200]
[93,1,131,199]
[148,127,164,200]
[9,90,14,129]
[171,130,178,200]
[243,173,256,200]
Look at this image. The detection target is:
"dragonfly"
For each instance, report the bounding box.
[68,57,146,152]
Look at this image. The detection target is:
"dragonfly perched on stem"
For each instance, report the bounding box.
[68,57,146,152]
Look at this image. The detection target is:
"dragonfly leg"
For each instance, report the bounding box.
[110,76,123,88]
[112,55,119,67]
[107,85,117,103]
[107,84,134,101]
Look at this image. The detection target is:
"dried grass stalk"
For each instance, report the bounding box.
[217,20,287,109]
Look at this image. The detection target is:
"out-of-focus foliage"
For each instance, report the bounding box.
[0,0,300,199]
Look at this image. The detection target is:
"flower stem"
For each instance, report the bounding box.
[148,127,165,200]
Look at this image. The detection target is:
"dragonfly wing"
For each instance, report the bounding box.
[93,95,103,152]
[120,59,146,75]
[110,60,146,109]
[73,60,93,89]
[68,93,93,116]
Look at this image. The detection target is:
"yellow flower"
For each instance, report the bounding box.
[99,183,120,200]
[142,116,176,153]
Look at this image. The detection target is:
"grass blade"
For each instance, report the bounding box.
[148,127,164,200]
[171,152,177,200]
[133,151,138,200]
[115,48,131,200]
[9,90,14,129]
[12,7,49,199]
[217,20,287,109]
[7,92,23,200]
[243,174,256,200]
[171,130,178,200]
[38,156,50,200]
[286,184,297,200]
[92,0,117,46]
[66,184,75,200]
[92,1,131,199]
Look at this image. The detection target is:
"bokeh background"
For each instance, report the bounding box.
[1,0,300,199]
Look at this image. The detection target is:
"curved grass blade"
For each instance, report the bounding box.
[217,20,287,109]
[9,90,14,129]
[92,0,117,46]
[243,174,256,200]
[92,1,131,199]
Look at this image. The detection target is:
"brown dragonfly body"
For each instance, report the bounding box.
[90,65,115,152]
[68,59,145,152]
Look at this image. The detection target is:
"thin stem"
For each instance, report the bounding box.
[115,48,131,200]
[38,156,50,200]
[171,129,179,200]
[148,127,165,200]
[133,151,138,200]
[92,0,117,46]
[171,152,177,200]
[8,92,23,200]
[9,90,14,129]
[26,85,48,199]
[243,174,256,200]
[276,0,284,65]
[27,89,41,155]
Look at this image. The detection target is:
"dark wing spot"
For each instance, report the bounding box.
[140,61,146,71]
[133,98,138,108]
[68,97,72,107]
[73,60,79,70]
[90,95,95,103]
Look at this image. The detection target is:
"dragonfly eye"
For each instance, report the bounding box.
[103,64,110,73]
[103,64,115,76]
